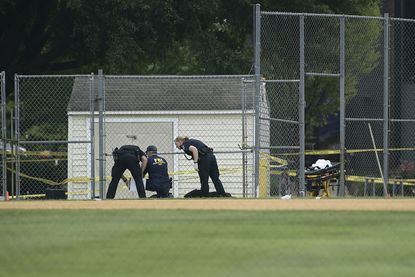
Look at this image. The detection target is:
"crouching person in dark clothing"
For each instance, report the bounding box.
[174,136,228,197]
[106,145,147,199]
[143,145,172,198]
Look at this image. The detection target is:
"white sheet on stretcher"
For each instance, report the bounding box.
[311,159,332,169]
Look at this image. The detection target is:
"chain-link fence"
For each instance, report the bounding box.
[9,74,256,200]
[97,75,255,199]
[387,18,415,197]
[4,8,415,200]
[14,75,94,200]
[258,6,415,198]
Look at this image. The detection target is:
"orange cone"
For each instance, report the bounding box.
[6,191,9,201]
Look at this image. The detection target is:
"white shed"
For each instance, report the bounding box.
[66,75,269,199]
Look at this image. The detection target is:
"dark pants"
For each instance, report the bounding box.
[106,154,146,198]
[146,179,171,198]
[197,153,226,196]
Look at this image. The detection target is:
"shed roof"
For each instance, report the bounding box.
[68,75,255,112]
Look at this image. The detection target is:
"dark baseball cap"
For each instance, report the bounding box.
[146,145,157,152]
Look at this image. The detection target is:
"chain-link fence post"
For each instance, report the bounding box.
[339,16,346,196]
[9,109,14,198]
[1,71,6,201]
[241,78,247,198]
[89,73,96,199]
[383,13,390,197]
[299,15,306,197]
[98,69,105,199]
[254,3,261,197]
[14,74,21,200]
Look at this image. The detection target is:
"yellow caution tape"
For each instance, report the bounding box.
[2,146,415,160]
[5,158,67,164]
[5,165,243,188]
[260,152,288,166]
[5,146,415,199]
[344,175,415,186]
[7,166,244,199]
[278,147,415,156]
[270,168,415,187]
[2,150,67,157]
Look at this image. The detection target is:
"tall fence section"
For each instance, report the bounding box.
[13,75,95,200]
[258,6,415,197]
[2,8,415,200]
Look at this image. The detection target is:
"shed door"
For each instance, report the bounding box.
[94,121,174,194]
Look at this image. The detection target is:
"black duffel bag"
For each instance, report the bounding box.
[184,189,232,198]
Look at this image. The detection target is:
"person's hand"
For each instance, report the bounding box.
[193,162,199,171]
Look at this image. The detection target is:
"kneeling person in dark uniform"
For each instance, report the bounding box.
[174,136,227,197]
[143,145,172,198]
[106,145,147,199]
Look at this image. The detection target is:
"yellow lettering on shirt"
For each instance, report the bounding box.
[153,158,166,166]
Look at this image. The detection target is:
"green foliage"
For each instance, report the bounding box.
[25,123,67,141]
[0,0,382,76]
[305,16,382,129]
[306,77,340,127]
[260,1,382,130]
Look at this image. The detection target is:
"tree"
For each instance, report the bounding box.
[1,0,382,143]
[0,0,254,77]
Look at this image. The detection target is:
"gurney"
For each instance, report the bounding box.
[305,162,340,197]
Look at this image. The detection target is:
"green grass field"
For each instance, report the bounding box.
[1,210,414,277]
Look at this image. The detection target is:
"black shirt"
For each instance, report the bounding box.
[144,155,170,183]
[118,145,145,160]
[182,139,211,159]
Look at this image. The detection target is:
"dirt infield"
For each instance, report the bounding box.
[1,198,415,211]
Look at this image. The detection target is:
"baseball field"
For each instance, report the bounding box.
[0,199,414,277]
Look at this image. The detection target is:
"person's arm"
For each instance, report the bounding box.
[142,157,149,177]
[189,145,199,171]
[189,145,198,162]
[141,155,148,176]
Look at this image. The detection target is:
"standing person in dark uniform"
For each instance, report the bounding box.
[174,136,227,197]
[106,145,147,199]
[143,145,172,198]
